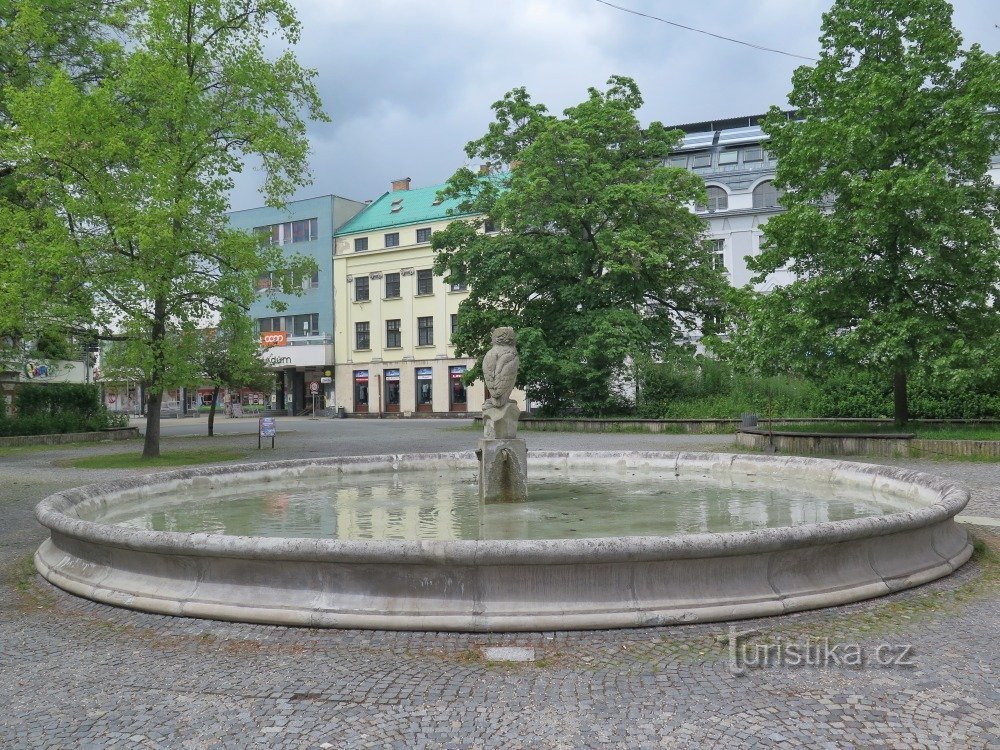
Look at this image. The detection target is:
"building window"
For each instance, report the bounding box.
[743,147,763,163]
[483,219,497,234]
[385,232,400,248]
[257,316,282,333]
[752,181,783,209]
[449,281,467,292]
[708,239,726,272]
[416,269,433,295]
[666,155,687,167]
[416,367,433,406]
[256,273,273,290]
[696,186,728,213]
[450,314,458,334]
[354,276,369,302]
[355,322,370,350]
[718,149,738,165]
[253,225,280,246]
[691,152,712,168]
[354,237,368,252]
[309,269,319,288]
[292,313,318,337]
[283,218,318,244]
[384,272,400,298]
[417,316,433,346]
[385,319,401,348]
[416,227,432,243]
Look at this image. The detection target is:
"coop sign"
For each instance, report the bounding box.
[259,331,288,348]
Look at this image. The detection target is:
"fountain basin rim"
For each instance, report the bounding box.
[35,451,969,565]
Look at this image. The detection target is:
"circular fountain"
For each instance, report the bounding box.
[33,332,971,631]
[34,450,971,631]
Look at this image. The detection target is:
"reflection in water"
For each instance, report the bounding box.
[85,468,921,542]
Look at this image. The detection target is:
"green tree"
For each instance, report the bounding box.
[0,0,125,340]
[432,76,725,414]
[746,0,1000,425]
[199,308,273,437]
[1,0,324,456]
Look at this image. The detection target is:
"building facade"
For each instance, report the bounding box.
[230,194,366,414]
[332,178,524,416]
[666,112,797,295]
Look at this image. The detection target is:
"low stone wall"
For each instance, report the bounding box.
[474,416,1000,435]
[474,417,741,434]
[737,429,1000,459]
[736,429,914,457]
[0,427,140,448]
[911,439,1000,459]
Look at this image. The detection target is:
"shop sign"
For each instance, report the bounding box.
[449,365,467,379]
[354,370,369,382]
[320,376,332,384]
[260,331,289,348]
[384,369,400,382]
[416,367,433,380]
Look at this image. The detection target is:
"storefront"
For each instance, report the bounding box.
[449,365,467,412]
[384,369,400,412]
[353,370,369,413]
[415,367,433,413]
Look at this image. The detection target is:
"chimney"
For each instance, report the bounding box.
[391,177,411,192]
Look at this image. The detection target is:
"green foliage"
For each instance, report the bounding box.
[15,382,101,417]
[200,308,273,394]
[432,76,726,415]
[0,382,120,435]
[1,0,325,456]
[741,0,1000,425]
[637,354,1000,420]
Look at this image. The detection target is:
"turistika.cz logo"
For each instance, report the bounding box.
[723,626,916,676]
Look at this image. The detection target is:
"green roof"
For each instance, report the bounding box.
[333,181,473,235]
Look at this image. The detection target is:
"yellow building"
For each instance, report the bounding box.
[332,177,524,415]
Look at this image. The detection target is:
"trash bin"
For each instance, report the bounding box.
[337,407,346,419]
[740,412,759,428]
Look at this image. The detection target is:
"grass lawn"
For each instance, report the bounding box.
[65,448,248,469]
[765,422,1000,440]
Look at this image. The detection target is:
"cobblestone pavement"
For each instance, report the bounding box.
[1,420,997,749]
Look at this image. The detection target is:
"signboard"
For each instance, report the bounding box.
[309,381,319,394]
[320,376,332,384]
[259,417,276,449]
[259,331,289,348]
[416,367,433,380]
[449,365,467,379]
[384,369,400,382]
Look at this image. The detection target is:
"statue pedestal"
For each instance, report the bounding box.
[482,400,520,439]
[479,438,527,503]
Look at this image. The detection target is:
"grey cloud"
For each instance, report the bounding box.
[230,0,998,211]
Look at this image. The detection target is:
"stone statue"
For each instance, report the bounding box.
[483,327,519,409]
[479,327,526,502]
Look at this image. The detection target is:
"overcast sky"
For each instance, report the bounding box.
[228,0,999,211]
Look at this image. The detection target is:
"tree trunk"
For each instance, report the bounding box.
[208,385,220,436]
[143,389,163,458]
[893,366,909,428]
[143,296,168,459]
